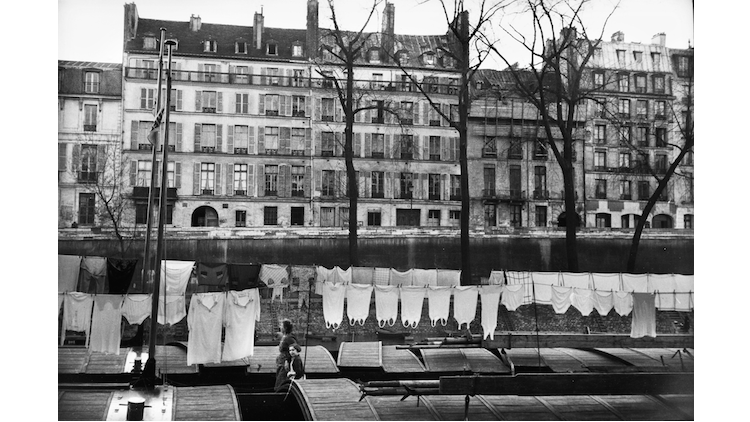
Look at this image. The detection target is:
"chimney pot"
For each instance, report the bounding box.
[611,31,624,43]
[189,14,201,32]
[254,11,264,50]
[651,32,666,46]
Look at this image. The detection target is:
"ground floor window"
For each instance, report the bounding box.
[535,206,547,227]
[652,214,673,228]
[684,214,693,229]
[595,212,611,228]
[448,210,460,227]
[320,207,335,227]
[263,206,278,225]
[427,209,441,227]
[235,210,247,227]
[192,206,218,227]
[78,193,95,225]
[396,209,420,226]
[368,210,381,226]
[484,204,496,227]
[510,205,522,227]
[290,207,304,226]
[137,203,173,225]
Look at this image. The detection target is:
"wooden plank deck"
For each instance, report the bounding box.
[337,341,382,368]
[460,348,511,373]
[479,395,561,420]
[293,378,378,421]
[58,347,89,374]
[422,348,509,373]
[538,348,592,373]
[58,390,114,421]
[365,396,438,420]
[173,385,241,421]
[538,395,623,420]
[630,348,694,371]
[84,348,131,374]
[502,348,549,369]
[483,332,694,349]
[591,394,686,420]
[422,395,498,421]
[381,345,426,373]
[242,345,339,374]
[153,345,199,375]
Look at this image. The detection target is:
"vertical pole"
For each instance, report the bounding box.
[141,28,167,290]
[144,40,176,387]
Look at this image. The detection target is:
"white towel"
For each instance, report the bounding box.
[346,284,373,325]
[322,282,347,330]
[121,294,152,325]
[592,290,614,316]
[426,286,452,326]
[591,273,621,291]
[412,269,438,287]
[399,286,426,328]
[159,260,195,296]
[333,266,352,284]
[561,272,592,289]
[648,274,677,310]
[374,285,399,327]
[501,284,525,311]
[373,267,391,285]
[621,273,648,293]
[437,269,461,287]
[480,285,503,340]
[613,291,633,316]
[89,295,124,355]
[452,286,478,329]
[570,288,594,316]
[531,272,561,305]
[157,293,187,325]
[487,271,505,285]
[505,271,533,305]
[351,267,374,285]
[390,268,414,286]
[674,275,694,312]
[630,293,656,338]
[551,286,572,314]
[260,264,289,302]
[58,255,81,293]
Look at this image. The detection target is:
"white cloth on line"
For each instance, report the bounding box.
[157,293,187,325]
[630,293,656,338]
[592,290,614,316]
[351,267,374,285]
[374,285,399,327]
[674,275,694,311]
[399,286,426,328]
[591,273,621,291]
[452,286,478,329]
[346,284,373,325]
[89,295,124,355]
[613,291,633,316]
[501,284,525,311]
[61,292,94,346]
[390,268,414,286]
[531,272,561,305]
[561,272,592,289]
[480,285,503,340]
[505,271,533,305]
[187,292,225,365]
[222,289,261,361]
[570,288,594,316]
[333,266,352,284]
[321,281,347,330]
[58,293,65,314]
[58,255,81,293]
[412,269,438,287]
[621,273,648,293]
[260,264,289,302]
[437,269,461,287]
[551,286,573,314]
[373,267,391,286]
[121,294,152,325]
[648,274,677,310]
[487,271,505,285]
[426,286,452,326]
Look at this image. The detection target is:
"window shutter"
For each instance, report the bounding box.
[194,123,201,152]
[304,165,312,197]
[385,172,393,199]
[261,67,267,85]
[247,164,255,197]
[176,162,182,188]
[279,165,290,197]
[442,174,449,200]
[305,96,311,118]
[315,98,321,120]
[364,108,370,123]
[419,173,427,199]
[130,160,137,186]
[215,164,222,196]
[451,137,459,161]
[217,125,223,152]
[258,165,265,197]
[393,135,401,158]
[440,136,448,161]
[72,144,81,172]
[225,163,233,196]
[423,135,429,160]
[285,69,293,87]
[413,102,420,125]
[258,94,265,114]
[314,130,321,156]
[358,171,365,198]
[423,101,430,125]
[176,90,183,111]
[130,121,139,150]
[365,133,372,157]
[58,143,67,172]
[248,126,256,154]
[393,172,401,198]
[193,163,201,195]
[279,95,288,116]
[175,123,183,152]
[315,169,322,193]
[334,132,342,156]
[442,104,450,126]
[195,90,202,111]
[384,134,391,158]
[227,125,234,154]
[334,101,342,122]
[280,127,291,155]
[335,170,343,197]
[257,127,265,154]
[217,92,223,113]
[304,128,312,156]
[230,93,237,114]
[364,171,371,198]
[97,145,107,171]
[413,136,421,160]
[140,88,147,109]
[354,133,361,158]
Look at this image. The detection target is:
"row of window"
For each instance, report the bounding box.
[593,98,669,120]
[482,138,573,161]
[593,123,669,147]
[592,150,672,173]
[593,179,668,201]
[595,213,693,229]
[592,71,668,94]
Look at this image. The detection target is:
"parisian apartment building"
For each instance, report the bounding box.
[58,1,694,232]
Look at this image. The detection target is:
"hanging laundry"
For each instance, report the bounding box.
[390,268,414,286]
[333,266,352,285]
[591,273,621,291]
[196,262,228,291]
[570,288,594,316]
[121,294,153,325]
[630,293,656,338]
[592,290,614,316]
[399,286,426,328]
[673,275,694,312]
[227,263,262,291]
[260,264,290,302]
[60,292,94,346]
[291,265,315,308]
[561,272,592,289]
[157,260,194,325]
[89,295,125,355]
[315,266,331,295]
[621,273,648,293]
[106,258,137,294]
[351,267,374,285]
[373,267,391,286]
[187,292,225,365]
[58,255,81,293]
[222,289,261,361]
[613,291,633,316]
[648,274,677,311]
[530,272,561,305]
[412,269,438,287]
[346,284,373,325]
[551,286,573,314]
[505,271,533,306]
[79,256,108,294]
[374,285,399,328]
[487,271,505,285]
[321,281,347,330]
[426,286,452,326]
[480,285,503,340]
[58,293,65,314]
[452,286,478,329]
[436,269,461,287]
[158,294,188,325]
[501,284,525,312]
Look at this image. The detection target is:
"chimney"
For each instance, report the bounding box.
[651,32,666,46]
[381,2,395,61]
[306,0,319,59]
[254,9,264,50]
[123,3,139,43]
[560,27,577,43]
[611,31,624,43]
[189,14,201,32]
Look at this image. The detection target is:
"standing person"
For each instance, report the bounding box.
[275,343,305,392]
[274,319,297,390]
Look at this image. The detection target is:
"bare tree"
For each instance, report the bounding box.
[480,0,618,272]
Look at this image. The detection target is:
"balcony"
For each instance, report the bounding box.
[620,194,632,200]
[138,144,153,151]
[292,111,306,117]
[201,146,216,153]
[77,171,99,183]
[322,115,334,122]
[264,149,279,155]
[202,107,216,113]
[158,145,176,152]
[429,154,440,161]
[291,190,305,197]
[400,192,413,200]
[84,125,97,132]
[321,150,334,157]
[533,190,549,200]
[450,194,462,201]
[234,147,248,154]
[429,120,441,126]
[594,166,609,172]
[234,190,247,196]
[482,148,497,158]
[400,152,413,160]
[265,110,279,117]
[132,186,178,199]
[371,117,384,124]
[291,150,305,156]
[201,189,214,195]
[371,192,384,198]
[400,118,413,125]
[482,189,496,198]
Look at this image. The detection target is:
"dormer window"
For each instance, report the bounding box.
[203,40,217,52]
[397,50,409,66]
[322,45,335,62]
[633,51,643,62]
[143,34,157,50]
[422,52,435,66]
[236,41,247,54]
[442,55,455,68]
[267,42,278,55]
[292,43,303,57]
[368,48,381,63]
[84,71,100,94]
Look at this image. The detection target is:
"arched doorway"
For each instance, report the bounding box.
[191,206,219,227]
[652,214,674,228]
[556,212,581,227]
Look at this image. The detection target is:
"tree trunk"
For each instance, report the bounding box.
[345,62,359,266]
[563,160,579,272]
[458,11,472,285]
